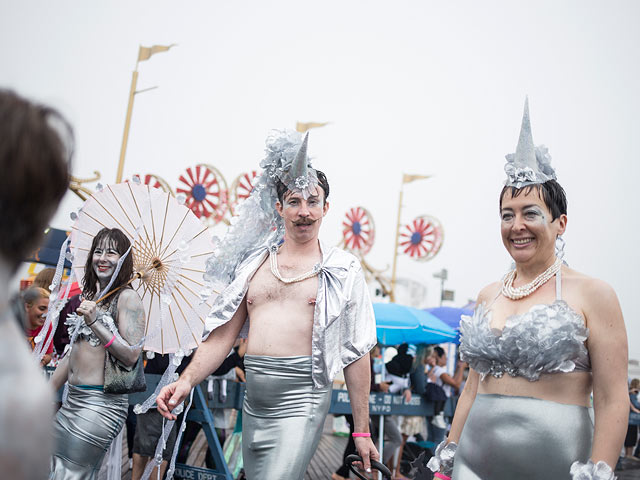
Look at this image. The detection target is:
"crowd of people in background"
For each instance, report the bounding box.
[333,342,468,480]
[626,378,640,460]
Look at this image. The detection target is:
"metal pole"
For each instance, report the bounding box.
[116,67,139,183]
[434,268,448,307]
[389,184,404,303]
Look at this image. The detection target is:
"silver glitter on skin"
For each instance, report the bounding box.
[500,205,547,226]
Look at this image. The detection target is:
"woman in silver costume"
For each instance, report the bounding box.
[428,99,628,480]
[50,228,146,480]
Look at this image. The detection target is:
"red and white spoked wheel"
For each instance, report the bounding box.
[342,206,375,256]
[399,215,443,261]
[228,170,258,215]
[176,164,228,225]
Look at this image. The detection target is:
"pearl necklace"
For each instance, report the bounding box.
[501,257,562,300]
[269,247,321,284]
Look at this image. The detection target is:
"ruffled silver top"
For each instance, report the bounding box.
[65,294,120,347]
[202,241,377,389]
[459,300,590,382]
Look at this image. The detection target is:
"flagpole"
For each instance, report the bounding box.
[116,59,139,184]
[389,178,405,303]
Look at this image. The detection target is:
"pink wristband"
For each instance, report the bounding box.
[434,473,451,480]
[104,335,116,348]
[351,432,371,437]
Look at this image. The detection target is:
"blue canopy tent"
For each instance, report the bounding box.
[424,306,474,344]
[373,303,458,345]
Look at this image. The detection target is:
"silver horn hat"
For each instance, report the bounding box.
[278,131,318,198]
[504,97,557,188]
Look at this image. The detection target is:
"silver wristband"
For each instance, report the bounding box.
[570,460,616,480]
[427,440,457,476]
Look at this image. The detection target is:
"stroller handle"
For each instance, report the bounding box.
[345,454,392,479]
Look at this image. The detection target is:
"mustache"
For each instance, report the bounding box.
[293,218,315,226]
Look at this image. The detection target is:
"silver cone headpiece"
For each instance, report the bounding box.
[504,97,557,188]
[291,132,309,183]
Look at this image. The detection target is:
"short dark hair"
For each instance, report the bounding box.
[276,169,330,204]
[499,179,567,221]
[0,90,72,271]
[82,228,134,300]
[434,346,446,358]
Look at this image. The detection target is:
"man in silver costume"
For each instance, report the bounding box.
[428,98,628,480]
[158,130,380,479]
[0,90,72,480]
[49,228,146,479]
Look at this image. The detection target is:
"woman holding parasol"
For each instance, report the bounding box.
[50,228,146,479]
[44,178,214,479]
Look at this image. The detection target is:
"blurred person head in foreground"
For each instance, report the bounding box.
[0,89,72,479]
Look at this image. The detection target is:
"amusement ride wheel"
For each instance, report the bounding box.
[341,206,375,256]
[176,164,229,226]
[228,170,258,215]
[399,214,443,261]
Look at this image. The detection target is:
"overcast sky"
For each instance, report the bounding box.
[2,1,639,358]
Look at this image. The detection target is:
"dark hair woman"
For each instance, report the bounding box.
[49,227,145,479]
[429,99,628,480]
[82,228,134,300]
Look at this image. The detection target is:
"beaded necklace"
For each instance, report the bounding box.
[501,257,562,300]
[269,246,321,284]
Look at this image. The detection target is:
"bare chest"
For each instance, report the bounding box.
[247,260,318,308]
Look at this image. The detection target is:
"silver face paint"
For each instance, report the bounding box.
[500,205,547,226]
[523,206,547,225]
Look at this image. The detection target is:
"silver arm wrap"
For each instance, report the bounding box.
[427,440,457,476]
[570,460,616,480]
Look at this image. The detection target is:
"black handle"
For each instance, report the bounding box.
[345,454,392,479]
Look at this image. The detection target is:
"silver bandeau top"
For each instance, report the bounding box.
[459,270,591,382]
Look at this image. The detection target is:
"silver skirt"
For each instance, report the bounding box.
[242,355,332,480]
[454,393,593,480]
[50,385,128,480]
